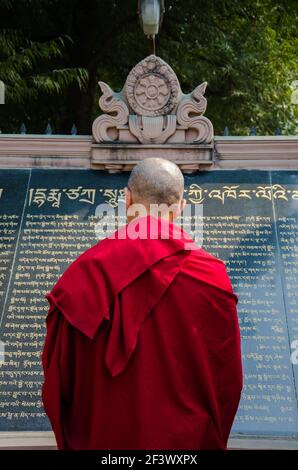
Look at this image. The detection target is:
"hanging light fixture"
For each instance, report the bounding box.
[138,0,165,38]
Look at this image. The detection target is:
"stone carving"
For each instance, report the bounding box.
[92,55,213,145]
[125,55,180,116]
[129,115,176,144]
[92,82,129,143]
[177,82,213,143]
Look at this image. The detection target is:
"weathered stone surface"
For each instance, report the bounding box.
[92,55,214,145]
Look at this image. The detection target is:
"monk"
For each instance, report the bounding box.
[42,158,243,450]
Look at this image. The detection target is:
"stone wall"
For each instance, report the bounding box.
[0,135,297,171]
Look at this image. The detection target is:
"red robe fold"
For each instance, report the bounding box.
[42,215,242,450]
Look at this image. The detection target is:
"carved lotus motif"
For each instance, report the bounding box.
[125,55,180,117]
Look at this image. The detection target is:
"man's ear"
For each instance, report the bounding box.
[125,187,132,209]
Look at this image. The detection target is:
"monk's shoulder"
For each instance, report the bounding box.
[54,239,107,287]
[53,230,143,295]
[68,235,112,266]
[180,247,236,298]
[188,246,228,270]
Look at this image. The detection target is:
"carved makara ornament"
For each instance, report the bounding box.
[92,55,213,145]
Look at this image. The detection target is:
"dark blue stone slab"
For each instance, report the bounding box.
[184,170,298,436]
[0,168,297,438]
[0,170,30,316]
[271,171,298,407]
[0,169,127,430]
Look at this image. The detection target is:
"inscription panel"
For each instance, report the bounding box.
[0,169,297,437]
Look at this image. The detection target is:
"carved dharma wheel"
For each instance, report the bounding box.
[125,56,180,117]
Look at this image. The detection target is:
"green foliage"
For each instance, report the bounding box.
[0,0,297,135]
[160,0,298,134]
[0,0,88,132]
[1,31,88,101]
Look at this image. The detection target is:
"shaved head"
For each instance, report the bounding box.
[127,158,184,206]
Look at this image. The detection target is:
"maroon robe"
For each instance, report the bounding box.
[42,215,242,450]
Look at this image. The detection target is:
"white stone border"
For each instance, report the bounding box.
[0,431,297,449]
[0,135,297,170]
